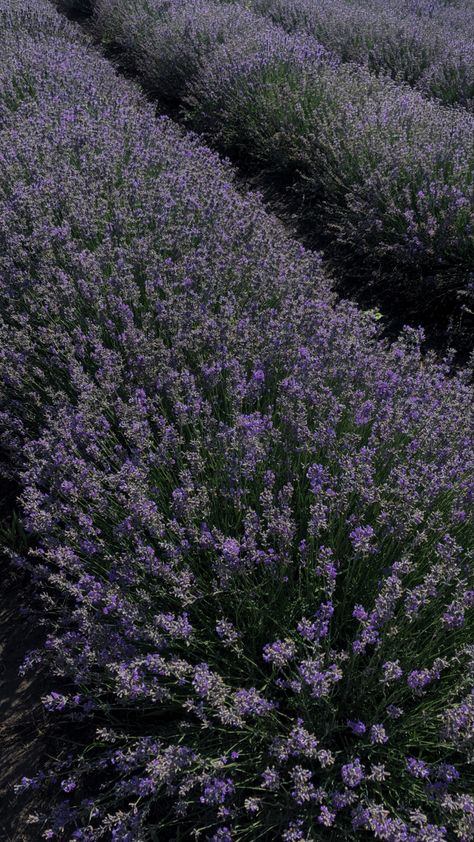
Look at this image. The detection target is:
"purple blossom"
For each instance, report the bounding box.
[298,659,343,698]
[261,767,280,791]
[318,806,336,827]
[370,724,388,745]
[282,820,306,842]
[382,660,403,683]
[154,611,193,640]
[60,779,77,793]
[435,763,460,784]
[349,525,377,555]
[200,777,235,806]
[406,757,431,780]
[233,687,274,716]
[341,758,365,788]
[210,828,234,842]
[289,765,317,805]
[352,604,369,622]
[347,719,366,736]
[221,538,241,567]
[407,660,445,693]
[262,639,297,668]
[216,618,241,648]
[43,692,69,712]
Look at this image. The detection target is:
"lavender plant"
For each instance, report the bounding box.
[1,3,473,841]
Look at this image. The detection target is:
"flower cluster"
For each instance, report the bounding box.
[1,2,473,841]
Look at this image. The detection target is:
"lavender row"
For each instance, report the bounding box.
[365,0,474,41]
[0,0,82,36]
[243,0,474,110]
[84,0,474,310]
[2,3,474,840]
[61,0,474,108]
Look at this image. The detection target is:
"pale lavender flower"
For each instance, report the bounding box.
[370,724,388,745]
[406,757,431,779]
[341,758,365,788]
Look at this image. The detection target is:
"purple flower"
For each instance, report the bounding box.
[406,756,431,779]
[407,669,433,690]
[341,758,365,788]
[298,659,342,698]
[221,537,242,569]
[60,779,77,793]
[289,764,316,805]
[349,525,376,555]
[318,806,336,827]
[282,820,306,842]
[244,797,260,813]
[43,692,69,712]
[262,639,296,667]
[382,660,403,683]
[435,763,460,784]
[216,618,241,647]
[347,719,366,736]
[154,611,193,640]
[370,724,388,745]
[210,828,234,842]
[261,767,280,791]
[352,604,369,622]
[233,687,274,716]
[441,601,465,629]
[200,777,235,806]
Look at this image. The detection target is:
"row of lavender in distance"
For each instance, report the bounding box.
[0,0,82,36]
[2,1,474,839]
[244,0,474,110]
[82,0,474,313]
[365,0,474,41]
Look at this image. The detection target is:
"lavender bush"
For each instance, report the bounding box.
[1,3,473,840]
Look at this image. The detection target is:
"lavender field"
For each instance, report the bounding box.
[0,0,473,840]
